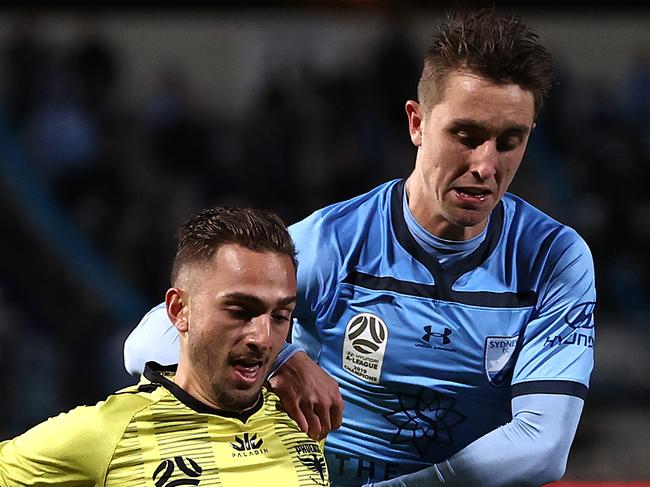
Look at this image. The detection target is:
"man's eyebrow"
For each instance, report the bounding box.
[450,118,531,135]
[221,292,296,307]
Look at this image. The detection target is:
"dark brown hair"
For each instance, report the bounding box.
[171,206,297,284]
[418,9,554,114]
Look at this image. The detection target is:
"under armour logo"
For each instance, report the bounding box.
[153,456,202,487]
[422,326,452,345]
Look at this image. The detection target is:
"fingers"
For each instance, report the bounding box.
[268,351,344,440]
[330,394,344,431]
[287,403,310,436]
[304,385,344,440]
[302,404,324,441]
[319,379,343,433]
[313,401,330,440]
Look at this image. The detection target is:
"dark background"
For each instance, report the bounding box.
[0,2,648,481]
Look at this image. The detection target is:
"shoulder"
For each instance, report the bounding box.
[2,385,156,480]
[33,386,153,446]
[290,180,400,264]
[503,194,595,294]
[290,180,399,242]
[503,193,592,260]
[289,181,400,296]
[91,384,161,429]
[124,303,179,376]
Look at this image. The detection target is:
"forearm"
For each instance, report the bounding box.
[268,342,305,377]
[437,397,582,486]
[369,394,584,487]
[124,303,179,376]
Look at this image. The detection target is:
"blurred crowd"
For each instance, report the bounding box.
[0,11,648,469]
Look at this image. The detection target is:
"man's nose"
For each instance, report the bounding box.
[244,315,273,350]
[470,141,498,181]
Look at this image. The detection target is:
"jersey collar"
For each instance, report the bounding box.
[391,179,505,296]
[142,361,264,423]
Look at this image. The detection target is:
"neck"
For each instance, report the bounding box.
[174,361,258,414]
[174,362,220,409]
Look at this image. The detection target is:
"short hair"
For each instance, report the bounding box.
[418,9,554,114]
[171,206,297,285]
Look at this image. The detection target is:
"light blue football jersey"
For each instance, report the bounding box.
[290,179,595,486]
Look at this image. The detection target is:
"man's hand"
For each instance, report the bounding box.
[267,351,343,440]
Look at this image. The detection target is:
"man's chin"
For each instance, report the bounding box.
[215,388,262,413]
[449,208,491,229]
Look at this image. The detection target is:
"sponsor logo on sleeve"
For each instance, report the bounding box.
[544,301,596,348]
[565,301,596,330]
[342,313,388,384]
[484,335,519,387]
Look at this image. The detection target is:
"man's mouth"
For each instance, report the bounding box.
[454,187,491,202]
[231,358,265,384]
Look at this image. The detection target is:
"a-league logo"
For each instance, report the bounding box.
[342,313,389,384]
[347,313,387,354]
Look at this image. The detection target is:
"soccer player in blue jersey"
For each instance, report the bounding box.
[124,9,595,487]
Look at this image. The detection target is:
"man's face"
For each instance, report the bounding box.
[172,244,296,412]
[406,71,536,240]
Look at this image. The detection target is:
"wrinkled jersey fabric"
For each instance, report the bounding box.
[1,362,329,486]
[291,179,595,485]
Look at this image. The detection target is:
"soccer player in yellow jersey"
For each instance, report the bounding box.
[0,206,330,487]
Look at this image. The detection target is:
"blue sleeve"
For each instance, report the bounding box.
[366,394,584,487]
[512,230,596,393]
[123,303,300,377]
[289,217,339,362]
[268,342,305,377]
[123,303,179,376]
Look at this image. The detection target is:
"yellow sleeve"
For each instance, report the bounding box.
[0,390,149,486]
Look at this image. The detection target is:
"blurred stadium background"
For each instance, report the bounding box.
[0,2,648,484]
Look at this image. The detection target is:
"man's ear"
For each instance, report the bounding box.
[405,100,423,147]
[166,287,188,333]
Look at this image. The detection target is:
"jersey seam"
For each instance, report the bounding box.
[102,391,161,485]
[339,280,536,310]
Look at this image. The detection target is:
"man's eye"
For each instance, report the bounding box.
[227,308,252,320]
[497,137,520,152]
[456,131,481,149]
[272,313,291,323]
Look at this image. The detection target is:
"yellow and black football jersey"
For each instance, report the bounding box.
[0,362,329,486]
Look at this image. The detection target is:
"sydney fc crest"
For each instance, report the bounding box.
[484,335,519,387]
[342,313,388,384]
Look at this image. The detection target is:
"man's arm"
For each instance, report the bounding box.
[124,302,180,375]
[0,405,114,485]
[366,393,583,487]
